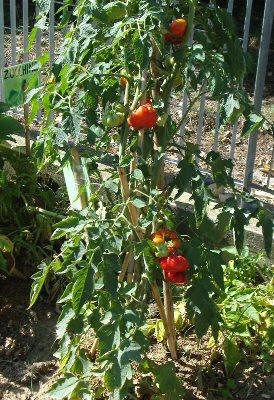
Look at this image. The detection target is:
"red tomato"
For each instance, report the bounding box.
[128,103,158,129]
[165,271,188,285]
[159,255,189,272]
[170,18,188,37]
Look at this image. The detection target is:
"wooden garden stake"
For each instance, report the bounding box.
[70,147,88,210]
[127,252,135,283]
[22,81,31,156]
[90,338,99,359]
[118,251,131,282]
[151,281,177,360]
[150,41,178,355]
[117,166,145,240]
[163,279,177,344]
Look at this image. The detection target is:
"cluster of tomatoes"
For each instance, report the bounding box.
[150,229,189,285]
[118,17,187,131]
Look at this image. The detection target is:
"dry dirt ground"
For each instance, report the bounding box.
[0,275,58,400]
[0,275,273,400]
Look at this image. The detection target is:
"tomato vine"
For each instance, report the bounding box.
[27,1,273,398]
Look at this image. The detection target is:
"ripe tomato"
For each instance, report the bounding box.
[159,255,189,272]
[120,76,128,88]
[151,234,165,245]
[151,228,180,256]
[165,271,187,285]
[170,18,187,37]
[128,103,158,129]
[163,18,187,45]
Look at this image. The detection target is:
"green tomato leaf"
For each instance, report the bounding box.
[104,179,119,193]
[241,113,264,138]
[150,361,184,400]
[102,254,120,296]
[155,320,165,342]
[257,209,273,258]
[132,198,146,208]
[29,262,51,308]
[47,374,79,399]
[243,305,260,324]
[223,338,241,376]
[0,102,10,112]
[133,168,144,181]
[56,303,75,339]
[0,114,24,138]
[207,251,224,290]
[72,263,94,315]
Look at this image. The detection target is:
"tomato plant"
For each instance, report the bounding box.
[27,0,273,398]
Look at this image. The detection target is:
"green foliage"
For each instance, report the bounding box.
[0,102,23,141]
[0,104,67,278]
[215,251,274,375]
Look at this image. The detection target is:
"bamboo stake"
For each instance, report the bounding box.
[70,147,88,209]
[138,70,147,150]
[127,252,135,283]
[117,167,138,226]
[118,251,131,282]
[150,36,177,357]
[153,212,177,357]
[151,281,177,360]
[90,338,99,359]
[163,278,176,344]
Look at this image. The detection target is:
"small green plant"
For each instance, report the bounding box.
[0,102,67,277]
[205,250,274,377]
[142,300,188,342]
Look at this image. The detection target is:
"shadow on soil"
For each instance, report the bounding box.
[0,275,58,397]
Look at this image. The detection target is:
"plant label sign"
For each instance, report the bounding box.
[1,61,39,107]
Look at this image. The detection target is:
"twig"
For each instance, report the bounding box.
[27,206,65,219]
[117,167,142,238]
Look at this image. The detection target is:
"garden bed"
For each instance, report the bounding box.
[0,274,273,400]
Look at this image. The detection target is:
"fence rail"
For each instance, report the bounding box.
[0,0,273,197]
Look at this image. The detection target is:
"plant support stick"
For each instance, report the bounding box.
[151,281,177,360]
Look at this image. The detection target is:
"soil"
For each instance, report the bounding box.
[0,275,273,400]
[0,275,58,400]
